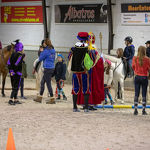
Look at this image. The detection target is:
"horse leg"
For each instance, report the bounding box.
[120,79,124,104]
[2,72,7,97]
[113,80,118,103]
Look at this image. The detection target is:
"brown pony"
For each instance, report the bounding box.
[0,44,15,97]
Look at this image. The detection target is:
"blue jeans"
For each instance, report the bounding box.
[104,84,112,101]
[40,68,54,97]
[134,75,148,108]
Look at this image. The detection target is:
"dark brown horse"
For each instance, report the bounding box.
[0,44,15,97]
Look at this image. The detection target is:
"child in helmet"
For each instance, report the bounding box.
[7,39,25,105]
[104,59,114,105]
[54,54,67,100]
[123,36,135,78]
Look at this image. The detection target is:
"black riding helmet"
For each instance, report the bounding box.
[124,36,133,43]
[145,41,150,44]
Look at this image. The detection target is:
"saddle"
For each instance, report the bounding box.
[122,58,134,80]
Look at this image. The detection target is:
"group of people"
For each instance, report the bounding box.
[106,37,150,115]
[7,39,67,105]
[3,33,150,115]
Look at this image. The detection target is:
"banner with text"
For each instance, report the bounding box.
[55,4,107,23]
[121,3,150,25]
[1,6,43,23]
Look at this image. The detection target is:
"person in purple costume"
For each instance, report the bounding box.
[7,39,25,105]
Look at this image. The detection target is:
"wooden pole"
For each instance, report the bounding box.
[107,0,114,54]
[99,32,103,53]
[42,0,49,38]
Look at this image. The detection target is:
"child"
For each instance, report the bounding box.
[20,57,27,99]
[104,59,114,105]
[123,36,135,78]
[7,40,25,105]
[132,46,150,115]
[54,54,67,100]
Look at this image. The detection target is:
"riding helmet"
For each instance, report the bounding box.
[124,36,133,43]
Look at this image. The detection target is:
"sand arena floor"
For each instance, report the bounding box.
[0,78,150,150]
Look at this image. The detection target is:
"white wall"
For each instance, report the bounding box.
[49,0,108,52]
[49,0,150,52]
[0,0,150,52]
[0,0,44,50]
[113,0,150,51]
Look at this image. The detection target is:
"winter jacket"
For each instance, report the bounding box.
[39,46,55,69]
[54,61,66,81]
[104,68,113,85]
[146,47,150,58]
[7,52,25,75]
[123,45,135,65]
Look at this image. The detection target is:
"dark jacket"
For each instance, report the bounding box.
[21,61,27,78]
[70,42,88,72]
[39,46,55,69]
[146,47,150,58]
[123,45,135,65]
[54,61,66,81]
[7,52,25,75]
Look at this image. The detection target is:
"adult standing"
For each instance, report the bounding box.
[7,40,25,105]
[33,38,56,104]
[77,32,104,110]
[132,46,150,115]
[68,32,91,112]
[123,36,135,78]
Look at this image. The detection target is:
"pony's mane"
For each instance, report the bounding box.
[104,54,121,63]
[7,45,12,51]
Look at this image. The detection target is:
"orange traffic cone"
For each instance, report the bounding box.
[6,128,16,150]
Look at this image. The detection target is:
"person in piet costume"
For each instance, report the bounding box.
[7,40,25,105]
[77,32,104,110]
[68,32,92,112]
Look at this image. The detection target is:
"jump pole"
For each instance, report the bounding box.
[96,105,150,109]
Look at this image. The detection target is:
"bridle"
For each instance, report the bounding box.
[113,60,123,73]
[0,48,5,63]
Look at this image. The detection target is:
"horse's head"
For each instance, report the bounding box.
[3,43,15,54]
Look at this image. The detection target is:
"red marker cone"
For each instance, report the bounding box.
[6,128,16,150]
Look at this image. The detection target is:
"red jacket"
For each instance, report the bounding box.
[132,56,150,76]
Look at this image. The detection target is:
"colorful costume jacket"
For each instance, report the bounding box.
[68,42,91,95]
[77,50,104,105]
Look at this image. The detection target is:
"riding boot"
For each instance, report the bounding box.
[73,95,78,109]
[63,95,67,100]
[33,95,42,103]
[142,97,147,115]
[46,97,56,104]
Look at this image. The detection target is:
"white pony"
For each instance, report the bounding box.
[103,54,125,104]
[33,58,52,97]
[33,58,43,94]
